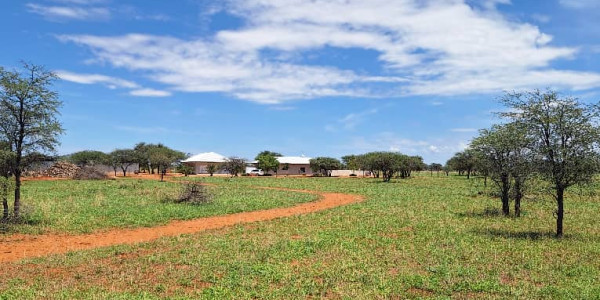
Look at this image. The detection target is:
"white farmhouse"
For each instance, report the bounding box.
[182,152,228,174]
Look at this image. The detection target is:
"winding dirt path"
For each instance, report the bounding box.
[0,185,363,263]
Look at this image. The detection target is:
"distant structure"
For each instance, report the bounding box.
[251,155,313,176]
[182,152,228,174]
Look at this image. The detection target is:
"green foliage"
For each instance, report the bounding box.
[254,150,282,159]
[177,164,194,176]
[206,164,220,176]
[256,153,280,175]
[355,152,425,181]
[309,157,341,177]
[342,155,359,171]
[471,122,534,217]
[109,149,137,177]
[67,150,108,167]
[499,89,600,236]
[0,63,64,218]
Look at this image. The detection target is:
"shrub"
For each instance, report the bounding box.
[169,182,213,205]
[73,166,109,180]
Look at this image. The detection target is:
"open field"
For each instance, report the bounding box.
[1,175,600,298]
[3,178,316,235]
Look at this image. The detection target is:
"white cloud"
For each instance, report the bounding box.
[129,88,171,97]
[26,3,109,21]
[56,70,139,89]
[57,0,600,103]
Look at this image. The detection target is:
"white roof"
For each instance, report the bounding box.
[182,152,227,163]
[277,156,311,165]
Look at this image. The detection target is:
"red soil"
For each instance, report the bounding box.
[0,185,363,263]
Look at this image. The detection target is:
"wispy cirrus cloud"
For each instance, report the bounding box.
[56,70,138,89]
[56,0,600,104]
[129,88,171,97]
[26,3,110,21]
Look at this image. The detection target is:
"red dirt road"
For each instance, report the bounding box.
[0,186,363,263]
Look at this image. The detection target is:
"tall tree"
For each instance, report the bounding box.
[342,155,359,174]
[500,89,600,236]
[0,63,63,218]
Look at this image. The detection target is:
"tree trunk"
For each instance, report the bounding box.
[556,187,564,238]
[2,178,8,220]
[514,179,522,218]
[122,168,127,177]
[501,175,510,216]
[14,169,21,218]
[467,168,471,179]
[484,176,487,187]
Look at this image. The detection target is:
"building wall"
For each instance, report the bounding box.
[265,164,312,176]
[186,162,228,174]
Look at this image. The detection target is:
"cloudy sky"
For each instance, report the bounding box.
[1,0,599,163]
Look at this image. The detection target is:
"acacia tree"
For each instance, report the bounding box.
[471,123,532,217]
[222,157,246,177]
[110,149,137,177]
[309,157,341,177]
[68,150,108,167]
[149,146,185,181]
[0,63,63,218]
[500,89,600,236]
[342,155,359,174]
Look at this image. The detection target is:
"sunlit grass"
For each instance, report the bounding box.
[4,178,316,234]
[1,174,599,298]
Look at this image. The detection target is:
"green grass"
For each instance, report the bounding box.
[1,174,600,299]
[2,178,316,234]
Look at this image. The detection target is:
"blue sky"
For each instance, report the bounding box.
[1,0,599,164]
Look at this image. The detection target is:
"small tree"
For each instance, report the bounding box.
[206,164,219,176]
[110,149,137,177]
[148,146,185,181]
[309,157,341,177]
[342,155,359,175]
[256,152,280,176]
[429,163,443,176]
[472,123,533,217]
[222,157,246,177]
[0,63,64,218]
[500,89,600,237]
[177,164,194,176]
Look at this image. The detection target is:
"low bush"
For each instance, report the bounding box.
[73,166,109,180]
[168,182,213,205]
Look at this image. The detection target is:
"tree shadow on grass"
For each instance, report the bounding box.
[472,228,585,241]
[456,207,502,218]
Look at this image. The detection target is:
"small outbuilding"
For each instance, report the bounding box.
[254,156,313,176]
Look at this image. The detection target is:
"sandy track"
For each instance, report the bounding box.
[0,185,363,263]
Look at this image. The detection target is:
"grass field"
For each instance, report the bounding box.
[1,174,600,299]
[2,178,316,234]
